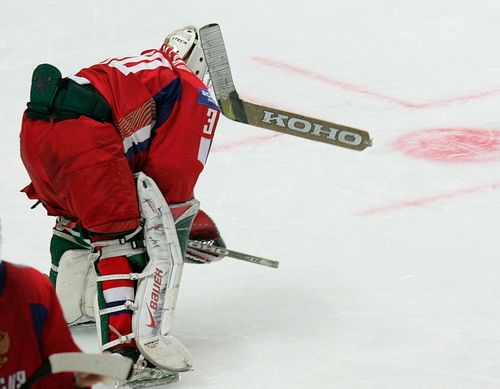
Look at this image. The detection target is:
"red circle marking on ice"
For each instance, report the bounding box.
[393,128,500,163]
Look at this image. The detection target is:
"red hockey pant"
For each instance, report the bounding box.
[20,84,217,234]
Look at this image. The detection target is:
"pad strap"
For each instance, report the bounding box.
[52,228,91,248]
[101,333,136,350]
[96,267,155,282]
[97,243,146,260]
[99,300,136,315]
[89,227,143,248]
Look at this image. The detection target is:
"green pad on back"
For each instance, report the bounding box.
[27,64,62,115]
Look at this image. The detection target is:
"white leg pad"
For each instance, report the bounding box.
[55,249,96,325]
[133,172,199,372]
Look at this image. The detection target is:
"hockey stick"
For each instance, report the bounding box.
[187,240,279,268]
[199,23,372,151]
[20,353,132,388]
[49,353,132,379]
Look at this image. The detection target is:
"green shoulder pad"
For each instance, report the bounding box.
[27,63,62,115]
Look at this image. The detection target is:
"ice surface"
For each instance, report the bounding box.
[1,0,500,388]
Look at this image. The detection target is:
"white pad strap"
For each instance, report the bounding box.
[97,294,136,350]
[101,333,136,350]
[52,228,90,248]
[99,300,136,315]
[96,267,156,282]
[90,226,143,248]
[97,242,146,260]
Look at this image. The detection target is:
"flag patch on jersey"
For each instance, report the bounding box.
[197,88,219,110]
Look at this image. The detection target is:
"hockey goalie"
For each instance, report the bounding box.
[19,26,225,386]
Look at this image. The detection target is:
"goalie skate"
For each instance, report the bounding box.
[118,373,179,389]
[117,364,180,388]
[110,338,181,388]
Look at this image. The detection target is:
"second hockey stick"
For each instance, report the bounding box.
[187,240,279,268]
[20,353,132,389]
[199,23,372,151]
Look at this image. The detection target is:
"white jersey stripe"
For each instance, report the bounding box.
[67,75,91,85]
[197,137,212,166]
[106,52,172,76]
[122,124,152,154]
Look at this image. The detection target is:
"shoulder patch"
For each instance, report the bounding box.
[197,88,219,110]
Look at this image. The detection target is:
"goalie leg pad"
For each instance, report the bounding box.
[133,172,199,372]
[50,229,96,325]
[56,248,96,324]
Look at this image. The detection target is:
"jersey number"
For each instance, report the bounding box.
[203,108,218,135]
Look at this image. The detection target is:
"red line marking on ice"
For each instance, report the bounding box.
[251,56,500,109]
[355,182,500,216]
[393,128,500,163]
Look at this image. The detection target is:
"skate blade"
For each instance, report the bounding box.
[118,372,180,388]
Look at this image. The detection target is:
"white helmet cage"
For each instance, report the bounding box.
[164,26,209,83]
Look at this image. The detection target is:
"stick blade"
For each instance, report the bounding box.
[200,23,236,101]
[200,23,249,123]
[49,352,132,381]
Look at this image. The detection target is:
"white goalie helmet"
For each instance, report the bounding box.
[164,25,208,82]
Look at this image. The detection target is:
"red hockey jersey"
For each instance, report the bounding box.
[72,45,219,171]
[0,261,80,388]
[20,45,220,233]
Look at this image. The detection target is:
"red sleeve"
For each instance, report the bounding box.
[0,263,80,389]
[31,269,80,389]
[41,279,81,356]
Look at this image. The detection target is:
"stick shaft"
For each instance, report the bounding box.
[187,240,279,268]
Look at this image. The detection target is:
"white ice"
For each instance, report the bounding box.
[1,0,500,388]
